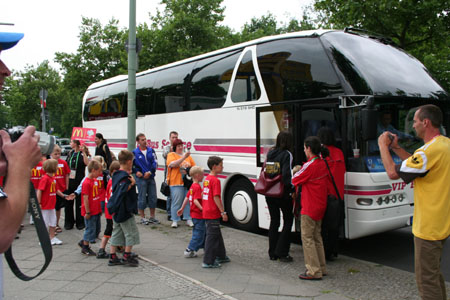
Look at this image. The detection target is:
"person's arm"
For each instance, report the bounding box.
[177,196,189,216]
[37,190,42,206]
[127,175,136,191]
[83,194,90,219]
[0,126,41,253]
[387,133,411,160]
[74,177,87,196]
[81,149,89,166]
[133,157,144,178]
[193,198,202,211]
[104,144,112,167]
[214,195,228,222]
[378,132,400,179]
[168,152,190,168]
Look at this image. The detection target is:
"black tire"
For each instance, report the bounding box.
[225,178,259,232]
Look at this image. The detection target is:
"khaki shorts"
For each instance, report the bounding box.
[110,217,140,246]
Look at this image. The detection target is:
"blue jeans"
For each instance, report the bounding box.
[136,177,157,209]
[166,195,172,217]
[83,214,100,242]
[188,218,205,251]
[169,185,190,222]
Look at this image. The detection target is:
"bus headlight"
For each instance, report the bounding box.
[398,194,404,202]
[357,198,373,206]
[377,197,383,205]
[390,195,397,203]
[384,196,390,204]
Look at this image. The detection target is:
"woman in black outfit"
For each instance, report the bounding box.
[265,131,294,262]
[94,133,112,168]
[65,139,89,230]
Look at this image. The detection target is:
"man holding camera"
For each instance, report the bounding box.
[0,31,42,298]
[378,104,450,300]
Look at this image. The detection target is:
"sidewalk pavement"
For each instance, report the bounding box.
[3,209,449,300]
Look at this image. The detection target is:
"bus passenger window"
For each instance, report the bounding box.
[190,50,241,110]
[231,51,261,102]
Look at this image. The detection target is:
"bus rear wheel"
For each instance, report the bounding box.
[225,178,258,232]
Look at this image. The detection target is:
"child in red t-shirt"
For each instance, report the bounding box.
[37,159,69,246]
[78,160,103,256]
[177,166,205,258]
[201,156,229,268]
[97,161,120,259]
[30,154,47,225]
[50,145,71,233]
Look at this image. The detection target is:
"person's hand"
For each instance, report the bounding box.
[85,213,91,220]
[67,193,75,201]
[378,131,395,148]
[184,151,191,159]
[143,171,151,179]
[222,213,228,222]
[176,209,183,216]
[0,126,41,176]
[136,171,143,178]
[129,175,136,186]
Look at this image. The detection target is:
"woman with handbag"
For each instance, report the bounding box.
[166,139,196,228]
[264,131,295,262]
[292,136,330,280]
[318,127,346,261]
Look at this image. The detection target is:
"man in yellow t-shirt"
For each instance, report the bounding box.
[378,104,450,300]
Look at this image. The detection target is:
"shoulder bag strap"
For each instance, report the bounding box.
[5,181,52,281]
[324,158,342,202]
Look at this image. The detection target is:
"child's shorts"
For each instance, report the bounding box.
[111,217,140,246]
[42,209,56,228]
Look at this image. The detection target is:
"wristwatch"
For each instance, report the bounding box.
[221,211,227,215]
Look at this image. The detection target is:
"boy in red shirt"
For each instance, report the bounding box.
[37,159,70,245]
[30,154,46,225]
[177,166,205,258]
[78,160,103,256]
[97,161,120,259]
[201,156,229,268]
[50,145,70,233]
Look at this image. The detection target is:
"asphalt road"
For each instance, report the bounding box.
[339,226,450,282]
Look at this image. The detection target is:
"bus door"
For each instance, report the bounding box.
[256,99,342,228]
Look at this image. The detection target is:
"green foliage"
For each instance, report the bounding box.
[313,0,450,91]
[2,61,60,130]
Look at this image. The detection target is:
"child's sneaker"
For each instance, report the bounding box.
[77,240,84,249]
[140,218,150,225]
[184,248,197,258]
[81,246,96,256]
[215,256,231,264]
[51,237,63,245]
[121,255,139,267]
[148,217,160,224]
[186,219,194,227]
[97,248,109,259]
[171,221,178,228]
[108,254,123,266]
[202,262,221,268]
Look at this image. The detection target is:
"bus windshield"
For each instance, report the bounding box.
[346,102,450,173]
[321,32,447,99]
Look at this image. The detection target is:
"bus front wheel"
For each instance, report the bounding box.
[225,178,258,232]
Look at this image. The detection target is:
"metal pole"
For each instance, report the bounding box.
[127,0,137,151]
[41,106,46,132]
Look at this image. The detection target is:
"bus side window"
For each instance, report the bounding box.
[190,50,241,110]
[231,51,261,102]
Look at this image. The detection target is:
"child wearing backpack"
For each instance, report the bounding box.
[107,150,140,267]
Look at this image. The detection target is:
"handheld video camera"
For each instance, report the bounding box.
[5,126,56,156]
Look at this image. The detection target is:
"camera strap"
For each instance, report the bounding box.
[4,182,53,281]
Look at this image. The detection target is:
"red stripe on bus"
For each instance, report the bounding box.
[194,145,257,154]
[345,189,392,196]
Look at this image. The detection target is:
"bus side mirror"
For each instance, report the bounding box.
[361,97,378,140]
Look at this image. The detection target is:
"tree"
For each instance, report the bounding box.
[313,0,450,91]
[54,17,127,136]
[2,61,61,131]
[136,0,235,70]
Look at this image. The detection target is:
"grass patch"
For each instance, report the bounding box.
[347,268,360,274]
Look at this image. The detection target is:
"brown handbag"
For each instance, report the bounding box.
[254,161,284,198]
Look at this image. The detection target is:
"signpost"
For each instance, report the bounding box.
[39,89,48,132]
